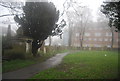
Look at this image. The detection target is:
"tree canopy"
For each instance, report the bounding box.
[14,2,62,56]
[101,2,120,31]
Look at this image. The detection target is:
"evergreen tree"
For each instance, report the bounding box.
[101,2,120,31]
[14,2,61,56]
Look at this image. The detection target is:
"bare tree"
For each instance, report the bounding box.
[0,1,24,17]
[0,1,24,29]
[66,3,91,49]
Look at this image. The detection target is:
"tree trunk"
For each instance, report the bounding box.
[79,33,83,50]
[49,36,51,46]
[80,39,83,49]
[81,25,86,50]
[68,23,72,47]
[32,39,43,57]
[111,27,114,50]
[68,30,72,47]
[79,14,83,50]
[32,40,38,57]
[111,29,114,50]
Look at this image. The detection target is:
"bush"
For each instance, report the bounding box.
[4,50,26,60]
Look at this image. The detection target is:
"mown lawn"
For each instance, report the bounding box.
[31,51,118,79]
[3,49,68,73]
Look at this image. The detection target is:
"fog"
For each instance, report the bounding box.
[0,0,116,47]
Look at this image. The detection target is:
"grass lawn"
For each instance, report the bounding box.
[3,49,68,73]
[31,51,118,79]
[3,59,35,73]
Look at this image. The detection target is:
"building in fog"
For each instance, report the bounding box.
[71,26,119,48]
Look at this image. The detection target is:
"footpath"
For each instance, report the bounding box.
[3,52,69,79]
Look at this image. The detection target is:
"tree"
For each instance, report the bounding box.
[0,1,23,17]
[14,2,62,56]
[101,2,120,31]
[101,2,120,49]
[66,5,91,49]
[7,25,12,40]
[2,25,12,56]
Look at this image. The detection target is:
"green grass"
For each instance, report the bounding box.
[3,59,35,73]
[31,51,118,79]
[3,49,68,73]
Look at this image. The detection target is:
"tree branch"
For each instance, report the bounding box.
[0,14,15,17]
[59,0,70,18]
[0,2,23,13]
[0,13,23,17]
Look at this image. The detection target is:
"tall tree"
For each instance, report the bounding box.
[101,2,120,49]
[14,2,62,56]
[7,25,11,40]
[66,6,91,49]
[2,25,12,56]
[101,2,120,31]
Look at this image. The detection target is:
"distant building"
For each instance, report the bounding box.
[71,26,119,49]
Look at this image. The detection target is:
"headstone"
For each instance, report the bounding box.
[26,42,31,53]
[43,47,46,54]
[89,47,91,51]
[38,48,40,52]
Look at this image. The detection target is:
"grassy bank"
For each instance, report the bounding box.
[3,49,68,73]
[31,51,118,79]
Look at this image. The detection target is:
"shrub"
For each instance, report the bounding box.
[4,50,26,60]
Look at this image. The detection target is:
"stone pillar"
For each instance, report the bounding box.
[89,47,91,51]
[26,42,31,53]
[43,47,46,54]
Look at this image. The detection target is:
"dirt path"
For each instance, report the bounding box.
[3,52,69,79]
